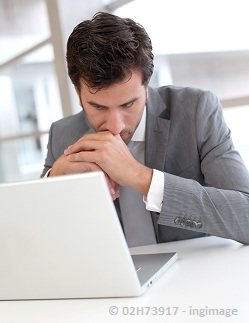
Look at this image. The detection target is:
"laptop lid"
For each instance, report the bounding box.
[0,172,176,299]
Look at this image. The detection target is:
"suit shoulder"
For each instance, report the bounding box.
[52,111,85,129]
[153,85,218,115]
[50,110,89,147]
[156,85,215,103]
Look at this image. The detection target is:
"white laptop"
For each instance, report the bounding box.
[0,172,177,300]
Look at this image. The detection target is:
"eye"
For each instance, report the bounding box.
[93,105,107,111]
[122,101,135,109]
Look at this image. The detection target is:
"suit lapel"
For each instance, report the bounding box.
[145,88,170,171]
[144,87,171,243]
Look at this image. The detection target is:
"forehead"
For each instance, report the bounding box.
[79,70,145,103]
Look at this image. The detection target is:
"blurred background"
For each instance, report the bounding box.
[0,0,249,183]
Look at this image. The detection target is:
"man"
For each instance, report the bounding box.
[42,12,249,246]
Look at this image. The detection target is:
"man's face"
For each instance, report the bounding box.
[78,70,147,144]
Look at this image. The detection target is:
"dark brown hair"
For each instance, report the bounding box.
[66,12,154,90]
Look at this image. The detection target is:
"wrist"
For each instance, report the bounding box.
[49,166,57,177]
[131,164,153,196]
[49,161,63,177]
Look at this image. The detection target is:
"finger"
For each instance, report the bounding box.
[112,186,120,200]
[104,175,120,200]
[109,182,120,198]
[64,140,103,155]
[64,131,116,155]
[66,161,102,174]
[66,151,98,163]
[77,131,112,142]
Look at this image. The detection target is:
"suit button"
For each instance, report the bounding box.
[174,217,181,225]
[185,219,191,227]
[197,222,203,229]
[193,220,203,229]
[180,217,185,227]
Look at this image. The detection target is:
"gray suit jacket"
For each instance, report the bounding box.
[41,86,249,244]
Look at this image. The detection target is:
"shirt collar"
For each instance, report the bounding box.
[131,106,146,142]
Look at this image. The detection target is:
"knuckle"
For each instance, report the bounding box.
[106,132,114,139]
[73,153,80,161]
[69,152,80,161]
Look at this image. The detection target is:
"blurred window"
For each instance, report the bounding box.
[0,0,62,182]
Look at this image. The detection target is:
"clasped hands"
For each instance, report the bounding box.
[50,131,153,199]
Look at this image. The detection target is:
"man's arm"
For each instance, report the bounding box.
[158,91,249,244]
[158,172,249,244]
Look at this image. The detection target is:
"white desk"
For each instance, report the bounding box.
[0,236,248,323]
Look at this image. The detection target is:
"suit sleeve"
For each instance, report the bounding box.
[158,91,249,244]
[40,123,56,177]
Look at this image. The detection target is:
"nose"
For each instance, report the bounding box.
[105,110,125,135]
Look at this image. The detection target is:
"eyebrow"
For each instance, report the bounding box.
[87,97,139,109]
